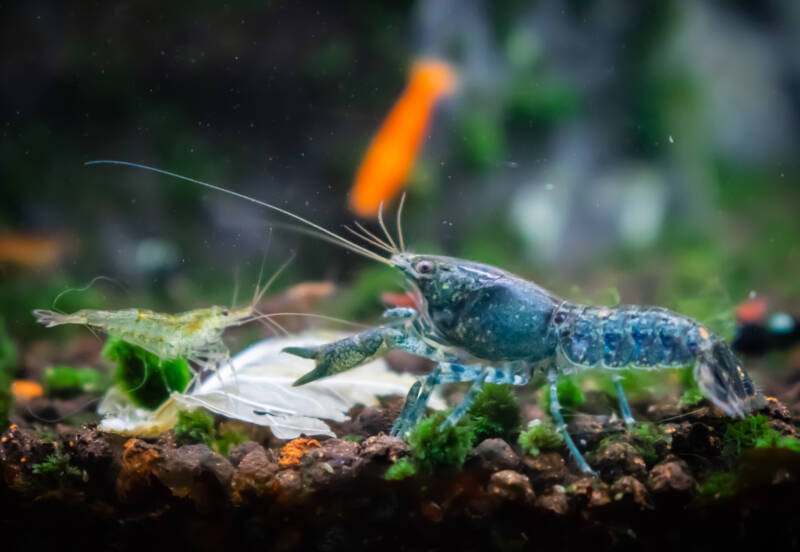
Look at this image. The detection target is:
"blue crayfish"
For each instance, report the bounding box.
[88,160,766,474]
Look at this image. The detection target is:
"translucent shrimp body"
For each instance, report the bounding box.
[33,305,252,364]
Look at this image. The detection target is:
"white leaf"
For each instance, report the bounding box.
[100,330,439,439]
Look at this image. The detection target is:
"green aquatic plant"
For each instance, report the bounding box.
[679,387,705,408]
[386,409,473,480]
[466,382,522,444]
[31,451,83,487]
[43,366,110,398]
[695,472,737,505]
[540,375,585,413]
[343,434,364,443]
[215,425,249,456]
[518,419,564,456]
[631,422,671,464]
[408,410,473,474]
[384,457,417,481]
[174,409,215,447]
[102,338,191,409]
[723,414,800,455]
[0,315,17,429]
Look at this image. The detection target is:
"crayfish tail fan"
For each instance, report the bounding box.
[694,341,766,417]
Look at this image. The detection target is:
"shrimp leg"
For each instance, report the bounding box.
[549,367,596,475]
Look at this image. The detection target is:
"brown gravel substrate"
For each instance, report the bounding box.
[2,396,800,552]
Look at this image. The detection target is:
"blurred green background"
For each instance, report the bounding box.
[1,0,798,350]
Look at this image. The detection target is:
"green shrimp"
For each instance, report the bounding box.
[33,258,293,384]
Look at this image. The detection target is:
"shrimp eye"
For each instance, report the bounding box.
[415,260,435,275]
[221,308,230,316]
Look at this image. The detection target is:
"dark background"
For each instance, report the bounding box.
[2,0,799,344]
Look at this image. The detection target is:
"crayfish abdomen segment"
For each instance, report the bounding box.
[553,304,703,370]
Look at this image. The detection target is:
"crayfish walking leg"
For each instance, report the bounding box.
[549,368,597,475]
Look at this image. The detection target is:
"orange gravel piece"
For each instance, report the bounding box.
[279,438,321,467]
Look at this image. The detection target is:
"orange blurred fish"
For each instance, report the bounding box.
[349,58,458,218]
[11,380,44,401]
[0,233,70,269]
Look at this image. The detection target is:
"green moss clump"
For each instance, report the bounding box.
[407,409,473,475]
[174,409,215,447]
[384,457,417,481]
[215,425,249,456]
[31,452,83,487]
[540,375,586,413]
[518,419,564,456]
[632,422,671,464]
[43,366,110,398]
[679,387,705,407]
[466,383,521,444]
[723,414,800,455]
[102,338,191,409]
[695,472,737,505]
[343,434,364,443]
[0,315,17,430]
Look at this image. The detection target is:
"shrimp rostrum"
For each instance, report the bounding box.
[87,160,766,474]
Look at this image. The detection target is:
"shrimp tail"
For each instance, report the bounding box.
[694,340,766,417]
[32,309,87,328]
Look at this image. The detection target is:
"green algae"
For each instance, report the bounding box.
[174,409,215,447]
[102,338,191,409]
[386,409,473,480]
[31,451,83,488]
[467,383,522,444]
[384,457,417,481]
[723,414,800,455]
[43,366,110,398]
[408,410,473,474]
[518,419,564,456]
[540,375,586,414]
[631,422,671,464]
[215,425,249,456]
[0,315,17,429]
[695,472,737,505]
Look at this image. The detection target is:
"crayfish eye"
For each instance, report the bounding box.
[415,260,435,275]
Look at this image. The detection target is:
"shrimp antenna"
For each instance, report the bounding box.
[84,160,393,266]
[396,192,407,252]
[231,265,241,310]
[52,275,129,312]
[252,226,274,306]
[252,250,297,307]
[377,201,400,253]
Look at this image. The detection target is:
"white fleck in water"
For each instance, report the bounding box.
[749,290,757,299]
[668,135,674,144]
[544,183,554,191]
